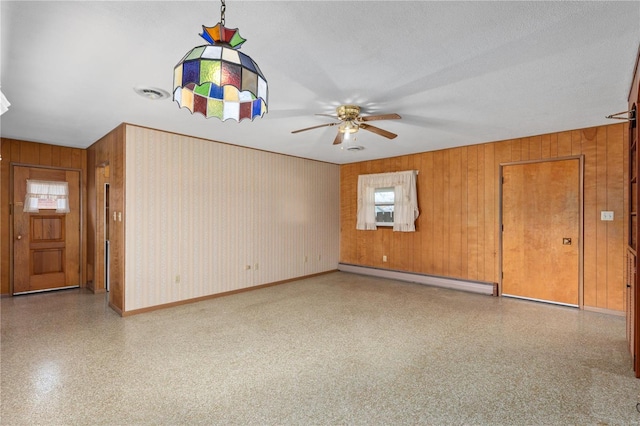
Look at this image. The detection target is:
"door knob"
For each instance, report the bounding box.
[16,235,22,240]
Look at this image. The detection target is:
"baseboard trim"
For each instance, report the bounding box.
[338,263,497,296]
[13,285,80,295]
[502,293,578,308]
[583,306,625,317]
[121,270,338,317]
[109,302,123,316]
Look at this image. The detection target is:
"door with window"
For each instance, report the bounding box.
[12,166,81,294]
[501,158,581,306]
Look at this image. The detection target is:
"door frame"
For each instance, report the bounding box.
[9,163,84,295]
[499,155,584,308]
[93,164,109,294]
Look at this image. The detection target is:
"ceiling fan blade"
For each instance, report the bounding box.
[333,132,344,145]
[359,123,398,139]
[360,113,401,122]
[291,122,338,134]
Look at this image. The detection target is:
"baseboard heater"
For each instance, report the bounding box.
[338,263,497,296]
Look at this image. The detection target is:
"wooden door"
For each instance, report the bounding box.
[12,166,81,294]
[502,159,580,306]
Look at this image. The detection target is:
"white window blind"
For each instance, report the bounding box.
[24,179,70,213]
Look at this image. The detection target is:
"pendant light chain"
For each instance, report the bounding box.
[220,0,226,26]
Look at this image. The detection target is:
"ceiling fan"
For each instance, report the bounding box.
[291,105,401,145]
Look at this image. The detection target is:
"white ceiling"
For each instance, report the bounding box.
[1,1,639,164]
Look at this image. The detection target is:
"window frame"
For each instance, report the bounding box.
[374,187,395,227]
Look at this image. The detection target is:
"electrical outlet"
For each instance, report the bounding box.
[601,211,614,221]
[175,275,180,283]
[304,255,308,263]
[383,255,388,262]
[254,263,259,270]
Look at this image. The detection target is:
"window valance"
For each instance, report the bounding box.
[23,179,70,213]
[356,170,419,232]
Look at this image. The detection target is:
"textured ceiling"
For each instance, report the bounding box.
[1,1,639,164]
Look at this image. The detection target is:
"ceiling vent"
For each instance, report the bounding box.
[134,86,170,100]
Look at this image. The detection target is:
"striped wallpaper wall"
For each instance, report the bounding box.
[124,126,340,311]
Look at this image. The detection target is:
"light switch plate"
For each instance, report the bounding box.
[601,211,614,221]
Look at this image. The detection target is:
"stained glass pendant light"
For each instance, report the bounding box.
[173,0,267,121]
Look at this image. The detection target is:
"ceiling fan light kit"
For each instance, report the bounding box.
[338,121,359,134]
[173,0,268,122]
[292,104,401,147]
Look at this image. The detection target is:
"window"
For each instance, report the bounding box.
[23,180,70,213]
[356,170,419,232]
[375,187,395,226]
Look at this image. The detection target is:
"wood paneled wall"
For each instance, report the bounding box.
[0,138,87,294]
[340,123,627,312]
[627,46,640,376]
[86,124,126,312]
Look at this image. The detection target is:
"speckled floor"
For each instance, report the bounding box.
[1,271,639,425]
